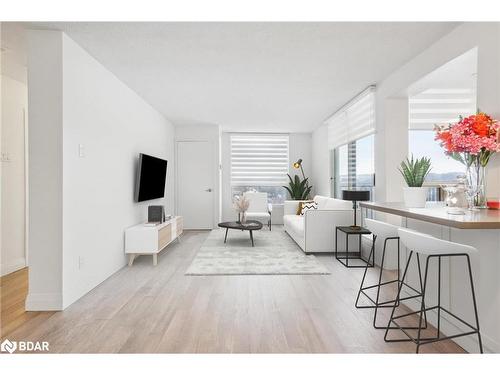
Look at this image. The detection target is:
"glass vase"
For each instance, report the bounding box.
[466,162,487,208]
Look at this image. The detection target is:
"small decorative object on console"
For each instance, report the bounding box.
[148,205,165,223]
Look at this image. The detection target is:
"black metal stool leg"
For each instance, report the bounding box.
[355,235,377,308]
[437,256,441,339]
[373,237,388,328]
[416,255,431,353]
[384,251,413,342]
[466,254,483,353]
[415,253,428,329]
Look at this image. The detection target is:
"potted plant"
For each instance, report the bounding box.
[283,174,312,200]
[398,155,432,208]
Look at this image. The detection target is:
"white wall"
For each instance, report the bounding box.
[1,74,27,276]
[27,30,64,310]
[220,132,312,224]
[311,124,330,197]
[174,124,221,228]
[27,30,175,310]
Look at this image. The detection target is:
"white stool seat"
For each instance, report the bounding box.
[365,218,399,239]
[398,228,477,256]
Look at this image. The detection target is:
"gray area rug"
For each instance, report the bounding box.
[185,227,330,275]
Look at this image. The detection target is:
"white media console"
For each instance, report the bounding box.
[125,216,183,266]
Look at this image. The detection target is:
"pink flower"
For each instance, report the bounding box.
[434,113,499,155]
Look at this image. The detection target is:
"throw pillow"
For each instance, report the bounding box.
[296,200,314,215]
[300,201,318,215]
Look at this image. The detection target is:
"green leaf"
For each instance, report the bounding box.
[398,154,432,187]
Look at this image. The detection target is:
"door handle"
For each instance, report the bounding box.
[205,188,212,192]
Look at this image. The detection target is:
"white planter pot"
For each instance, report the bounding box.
[403,187,428,208]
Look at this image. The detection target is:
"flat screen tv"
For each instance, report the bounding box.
[134,153,168,202]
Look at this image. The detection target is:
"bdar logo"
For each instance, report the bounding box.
[1,339,17,354]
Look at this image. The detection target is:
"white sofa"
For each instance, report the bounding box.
[283,195,356,253]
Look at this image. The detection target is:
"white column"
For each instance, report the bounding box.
[26,30,64,311]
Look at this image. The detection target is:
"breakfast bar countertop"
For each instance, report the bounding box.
[360,201,500,229]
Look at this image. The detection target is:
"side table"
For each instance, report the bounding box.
[335,226,374,268]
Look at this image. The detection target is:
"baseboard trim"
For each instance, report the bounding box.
[25,293,63,311]
[1,257,26,276]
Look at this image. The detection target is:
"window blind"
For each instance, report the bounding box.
[326,86,376,150]
[230,134,289,186]
[409,88,476,130]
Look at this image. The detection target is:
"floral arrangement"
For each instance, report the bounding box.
[434,112,499,207]
[434,112,500,167]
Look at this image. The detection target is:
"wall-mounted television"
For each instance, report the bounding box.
[134,153,168,202]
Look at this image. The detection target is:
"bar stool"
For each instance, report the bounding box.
[356,219,427,330]
[385,228,483,353]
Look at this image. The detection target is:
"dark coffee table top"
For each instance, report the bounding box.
[218,220,263,230]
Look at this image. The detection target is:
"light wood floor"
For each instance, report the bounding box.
[0,268,54,339]
[1,230,464,353]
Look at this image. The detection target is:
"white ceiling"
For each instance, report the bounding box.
[26,22,459,132]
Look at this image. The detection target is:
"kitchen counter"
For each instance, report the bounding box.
[359,201,500,229]
[359,201,500,353]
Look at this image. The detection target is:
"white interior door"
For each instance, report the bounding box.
[176,141,214,229]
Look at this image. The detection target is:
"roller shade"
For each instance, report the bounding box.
[326,86,376,149]
[230,134,289,186]
[409,88,476,130]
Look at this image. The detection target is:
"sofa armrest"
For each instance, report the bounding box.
[284,200,313,215]
[303,209,355,252]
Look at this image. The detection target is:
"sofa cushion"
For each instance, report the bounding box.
[313,195,352,210]
[300,201,318,215]
[283,214,304,237]
[296,200,314,215]
[314,195,329,210]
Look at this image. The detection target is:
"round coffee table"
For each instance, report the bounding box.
[218,220,263,247]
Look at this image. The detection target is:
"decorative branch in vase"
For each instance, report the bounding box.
[435,112,499,208]
[233,195,250,223]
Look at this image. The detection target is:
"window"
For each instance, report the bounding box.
[408,130,464,183]
[327,86,376,200]
[408,88,475,183]
[333,134,375,199]
[230,134,289,204]
[408,87,476,200]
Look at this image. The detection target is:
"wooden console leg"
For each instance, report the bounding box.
[153,253,158,266]
[128,254,135,267]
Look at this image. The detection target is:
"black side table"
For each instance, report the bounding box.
[335,226,374,268]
